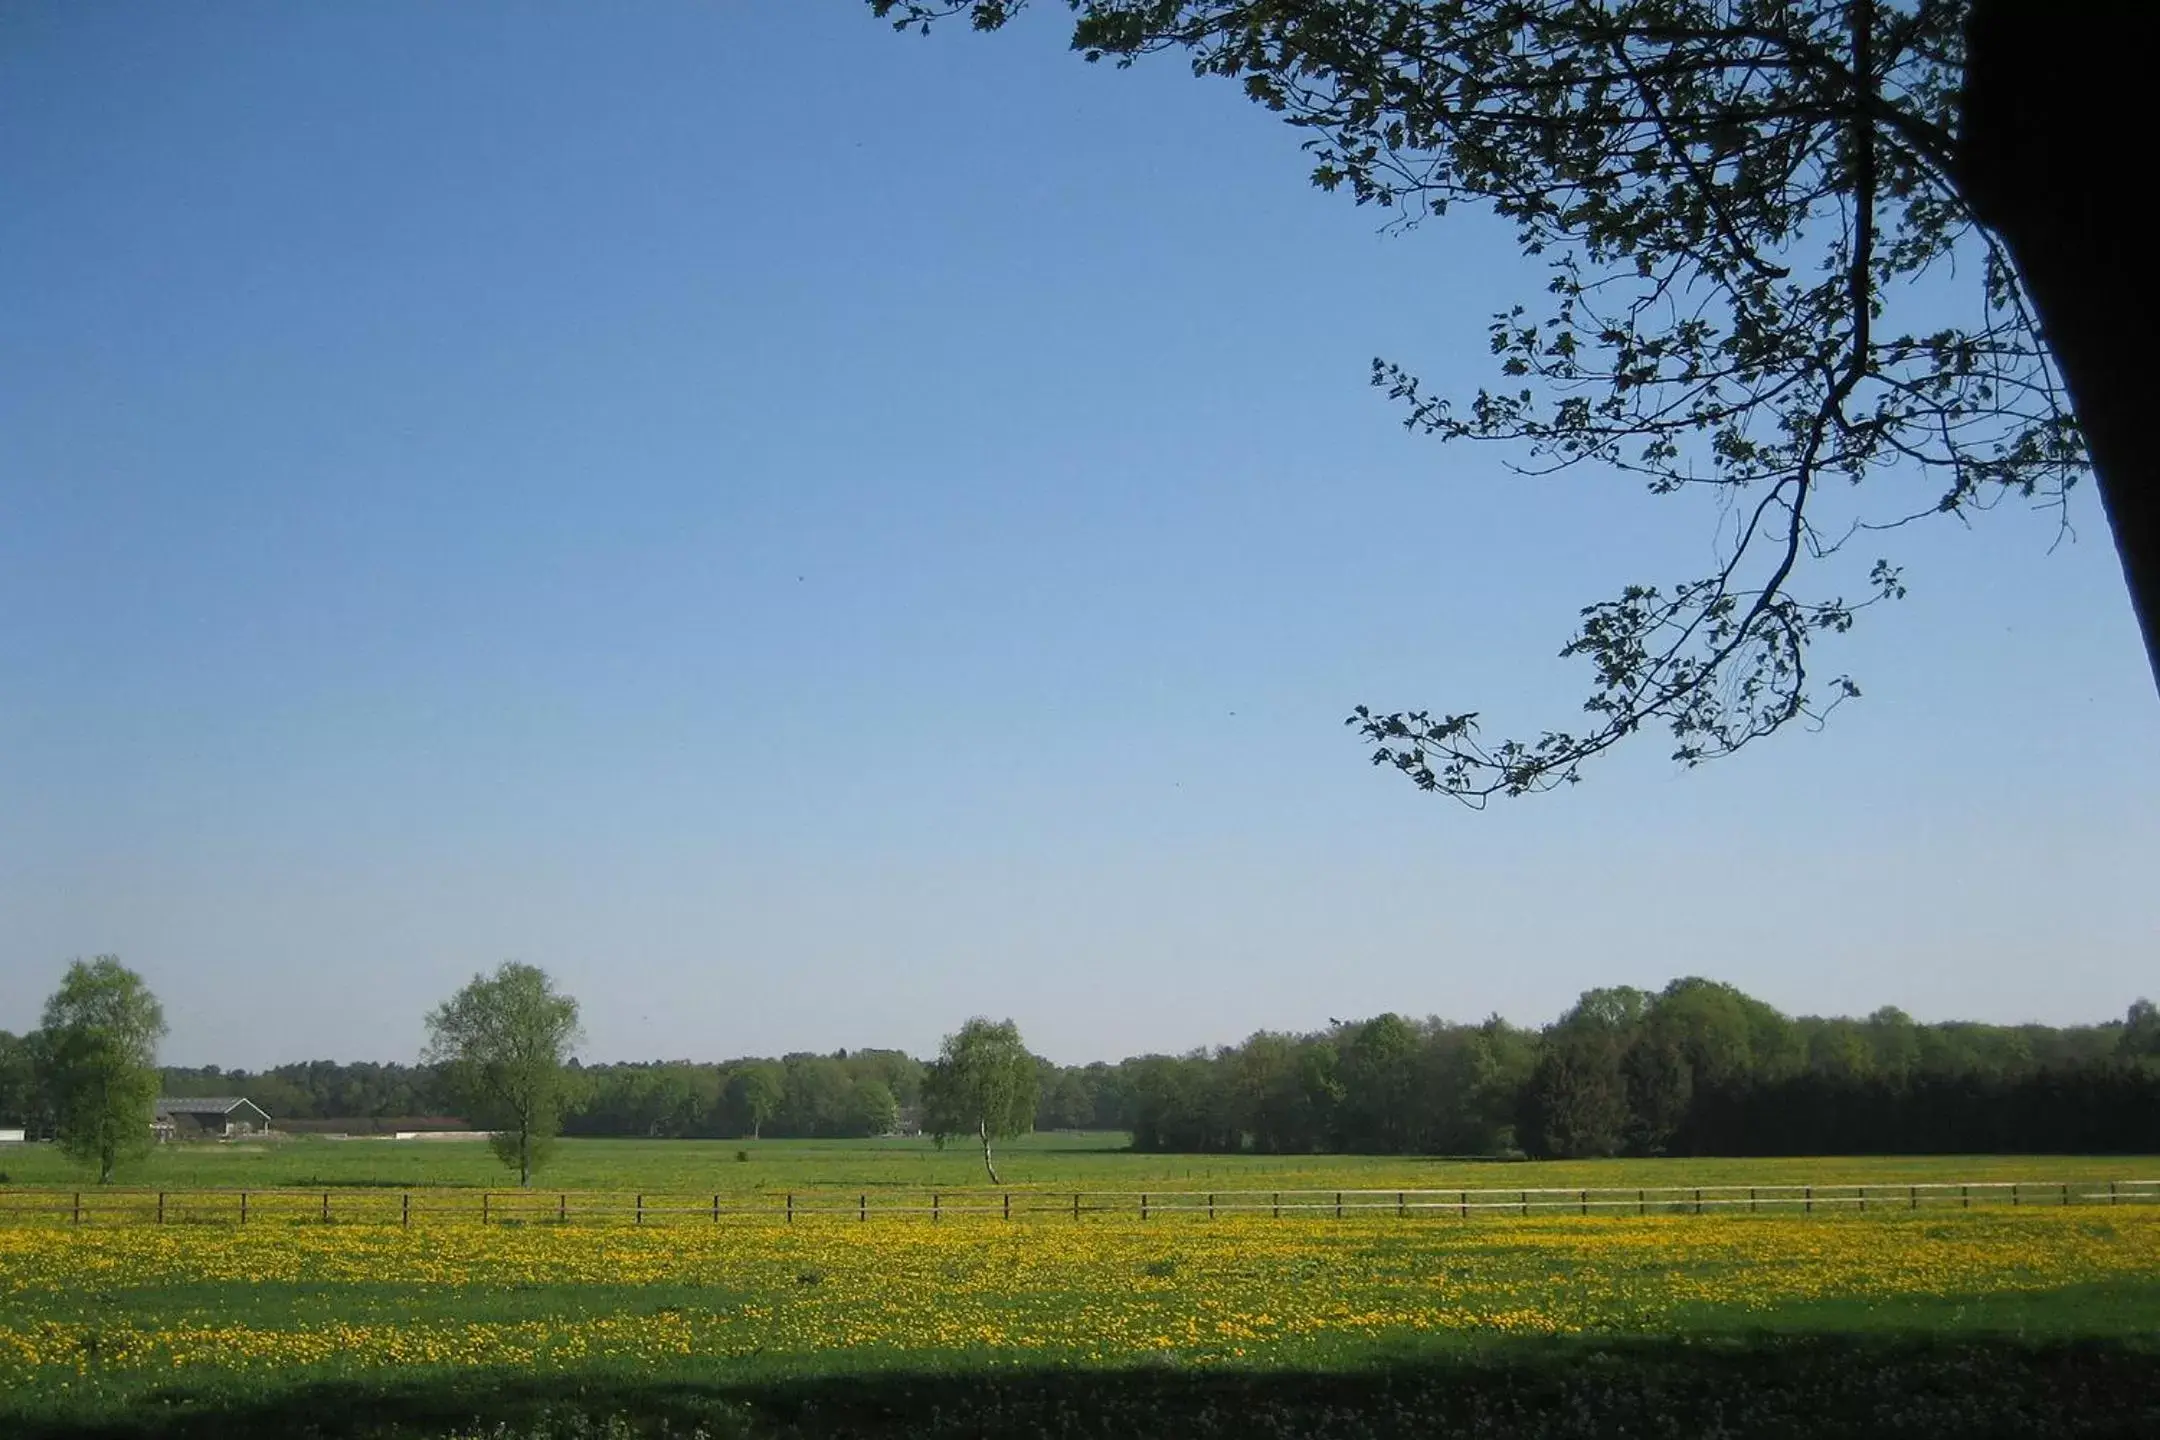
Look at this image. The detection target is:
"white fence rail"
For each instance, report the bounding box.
[2,1178,2157,1228]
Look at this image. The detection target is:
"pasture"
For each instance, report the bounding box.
[4,1138,2159,1437]
[0,1130,2148,1193]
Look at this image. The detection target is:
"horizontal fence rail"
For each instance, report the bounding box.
[1,1179,2157,1229]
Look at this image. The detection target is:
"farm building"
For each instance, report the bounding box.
[0,1127,24,1144]
[153,1096,272,1140]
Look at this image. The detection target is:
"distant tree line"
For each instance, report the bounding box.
[139,1049,928,1142]
[1116,982,2160,1159]
[9,977,2160,1161]
[563,1048,921,1141]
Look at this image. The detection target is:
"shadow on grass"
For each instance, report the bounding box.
[11,1334,2160,1439]
[280,1178,429,1189]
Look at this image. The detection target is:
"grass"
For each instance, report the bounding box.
[11,1338,2160,1439]
[4,1199,2160,1436]
[3,1132,2153,1194]
[6,1140,2158,1435]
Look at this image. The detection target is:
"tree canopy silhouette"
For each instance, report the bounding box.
[872,0,2157,802]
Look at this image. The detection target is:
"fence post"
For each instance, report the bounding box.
[932,1193,940,1223]
[860,1193,867,1223]
[2062,1182,2070,1207]
[559,1193,567,1224]
[1804,1185,1812,1215]
[2012,1184,2020,1207]
[1910,1185,1917,1210]
[1520,1190,1528,1218]
[1140,1192,1149,1221]
[714,1194,721,1223]
[2111,1181,2118,1206]
[1579,1189,1587,1217]
[1273,1191,1281,1220]
[482,1193,490,1226]
[636,1194,644,1226]
[1073,1192,1081,1221]
[1208,1193,1216,1221]
[1460,1190,1468,1220]
[1748,1187,1756,1214]
[323,1191,331,1225]
[1637,1188,1645,1217]
[240,1191,248,1226]
[1694,1188,1702,1215]
[1337,1191,1344,1221]
[72,1192,81,1225]
[1400,1191,1407,1219]
[786,1193,794,1224]
[1962,1185,1969,1210]
[1003,1192,1011,1221]
[402,1192,411,1228]
[1860,1186,1868,1214]
[157,1192,166,1225]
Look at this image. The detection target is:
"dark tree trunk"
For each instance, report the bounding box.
[1960,0,2160,692]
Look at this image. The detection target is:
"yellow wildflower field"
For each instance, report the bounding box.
[3,1208,2156,1384]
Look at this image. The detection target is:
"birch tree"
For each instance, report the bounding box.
[424,963,584,1186]
[924,1017,1040,1183]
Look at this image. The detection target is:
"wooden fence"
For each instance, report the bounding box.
[2,1179,2157,1228]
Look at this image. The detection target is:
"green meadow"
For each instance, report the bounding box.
[2,1132,2151,1196]
[5,1138,2160,1437]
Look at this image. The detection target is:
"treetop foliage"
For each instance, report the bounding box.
[40,956,167,1058]
[423,962,584,1184]
[33,957,168,1183]
[923,1017,1040,1137]
[871,0,2086,800]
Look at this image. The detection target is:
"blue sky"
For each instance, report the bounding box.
[3,1,2154,1068]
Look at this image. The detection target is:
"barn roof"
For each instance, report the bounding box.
[154,1096,268,1116]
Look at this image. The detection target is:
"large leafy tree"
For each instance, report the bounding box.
[37,958,167,1183]
[1337,1012,1421,1150]
[777,1054,856,1136]
[0,1030,44,1131]
[922,1016,1041,1182]
[423,962,584,1186]
[724,1063,786,1138]
[875,0,2155,801]
[843,1077,902,1136]
[1521,1028,1631,1158]
[2121,1000,2160,1062]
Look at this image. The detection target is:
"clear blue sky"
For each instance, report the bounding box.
[3,2,2154,1069]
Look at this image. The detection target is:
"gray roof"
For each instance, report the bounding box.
[155,1096,268,1116]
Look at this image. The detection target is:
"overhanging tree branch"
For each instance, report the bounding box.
[873,0,2128,800]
